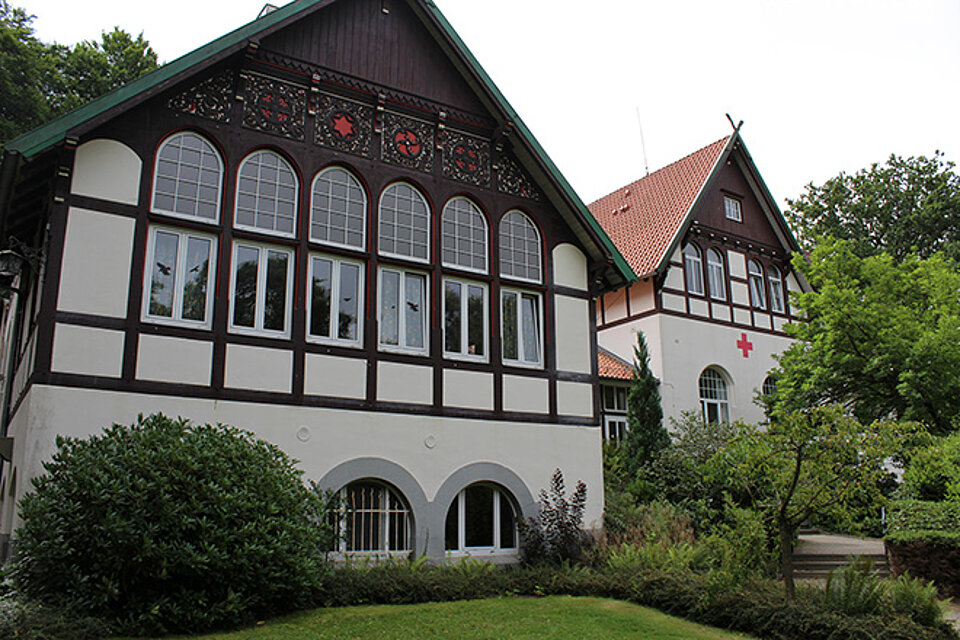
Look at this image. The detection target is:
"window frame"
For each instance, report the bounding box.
[233,149,300,239]
[444,483,518,555]
[442,276,489,363]
[306,253,364,348]
[141,225,218,329]
[227,240,295,338]
[706,248,726,301]
[441,197,489,274]
[683,243,704,295]
[498,210,542,284]
[768,265,786,314]
[747,259,767,309]
[603,415,628,443]
[151,131,224,224]
[378,182,431,264]
[336,481,413,555]
[500,287,544,369]
[309,166,367,251]
[377,265,429,355]
[724,195,742,222]
[699,368,730,424]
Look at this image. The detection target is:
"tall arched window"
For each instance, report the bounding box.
[379,183,430,261]
[683,243,704,295]
[338,481,412,554]
[768,266,785,313]
[499,211,541,283]
[444,483,518,553]
[235,150,298,236]
[442,197,488,273]
[699,368,729,423]
[747,260,766,309]
[310,167,366,249]
[152,132,223,221]
[707,248,726,301]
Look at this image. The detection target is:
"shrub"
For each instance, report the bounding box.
[0,594,112,640]
[821,556,885,616]
[519,468,590,564]
[887,574,944,627]
[888,500,960,540]
[12,413,330,635]
[901,432,960,501]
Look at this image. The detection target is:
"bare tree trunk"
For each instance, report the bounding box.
[780,519,795,600]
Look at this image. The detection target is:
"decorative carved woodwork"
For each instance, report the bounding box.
[240,73,307,140]
[166,70,234,122]
[314,93,374,157]
[442,129,491,188]
[497,154,541,201]
[380,112,434,173]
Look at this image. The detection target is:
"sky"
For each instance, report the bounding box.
[14,0,960,209]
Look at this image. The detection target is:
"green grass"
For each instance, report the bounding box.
[135,596,755,640]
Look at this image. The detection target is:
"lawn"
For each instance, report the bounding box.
[137,596,755,640]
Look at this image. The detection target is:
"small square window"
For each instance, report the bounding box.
[724,196,742,222]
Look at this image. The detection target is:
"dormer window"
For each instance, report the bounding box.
[724,195,742,222]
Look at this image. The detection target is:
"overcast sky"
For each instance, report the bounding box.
[15,0,960,208]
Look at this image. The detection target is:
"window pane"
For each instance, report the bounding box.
[442,198,487,272]
[445,494,459,551]
[264,250,288,331]
[233,246,259,327]
[502,291,518,361]
[338,263,360,341]
[499,211,540,281]
[404,273,425,349]
[603,386,614,410]
[181,236,210,321]
[464,485,494,547]
[380,183,428,259]
[444,281,462,353]
[380,270,400,346]
[499,494,516,549]
[310,258,333,337]
[149,231,178,317]
[467,285,485,357]
[521,294,540,363]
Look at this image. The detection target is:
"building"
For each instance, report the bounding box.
[591,132,808,433]
[0,0,633,560]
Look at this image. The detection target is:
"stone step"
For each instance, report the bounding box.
[792,551,891,580]
[795,568,891,580]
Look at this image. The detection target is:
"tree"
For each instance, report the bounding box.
[621,331,668,477]
[771,238,960,434]
[715,406,906,598]
[786,152,960,262]
[0,1,54,144]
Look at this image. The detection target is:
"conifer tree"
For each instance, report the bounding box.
[622,331,668,477]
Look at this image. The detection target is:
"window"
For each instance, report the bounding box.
[229,242,294,337]
[748,259,766,309]
[683,243,704,295]
[308,255,363,346]
[152,132,222,221]
[338,481,412,553]
[501,289,542,367]
[762,375,778,397]
[235,150,298,236]
[143,227,216,327]
[310,167,366,249]
[601,385,629,443]
[768,266,785,313]
[442,197,488,273]
[499,210,541,283]
[379,267,428,353]
[445,484,517,553]
[724,195,742,222]
[379,183,429,262]
[443,278,487,360]
[699,368,729,423]
[706,248,726,301]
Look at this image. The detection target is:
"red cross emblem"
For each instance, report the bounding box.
[736,333,754,358]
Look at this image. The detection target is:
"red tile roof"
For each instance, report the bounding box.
[589,137,729,278]
[598,347,633,381]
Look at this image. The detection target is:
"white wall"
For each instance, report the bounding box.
[70,139,142,206]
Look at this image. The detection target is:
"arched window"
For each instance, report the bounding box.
[442,197,488,273]
[762,375,778,397]
[310,167,366,249]
[379,183,430,261]
[235,150,298,236]
[445,483,517,553]
[747,259,766,309]
[768,266,785,313]
[707,248,726,301]
[152,132,223,221]
[499,211,541,283]
[699,368,729,423]
[338,481,412,553]
[683,243,703,295]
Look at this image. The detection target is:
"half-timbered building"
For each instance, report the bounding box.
[0,0,633,560]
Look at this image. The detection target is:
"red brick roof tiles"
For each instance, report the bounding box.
[598,347,633,381]
[589,137,729,278]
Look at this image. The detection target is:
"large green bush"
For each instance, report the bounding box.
[901,433,960,501]
[887,500,960,544]
[12,413,330,635]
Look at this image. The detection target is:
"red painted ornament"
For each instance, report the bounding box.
[395,129,421,157]
[330,112,356,139]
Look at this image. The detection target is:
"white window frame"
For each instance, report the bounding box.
[227,241,295,338]
[500,288,543,369]
[601,384,629,443]
[748,259,767,309]
[310,166,367,251]
[441,197,488,274]
[724,195,742,222]
[603,416,628,443]
[233,149,299,239]
[445,484,518,555]
[699,368,730,424]
[706,248,726,301]
[377,266,429,355]
[442,277,489,362]
[336,481,412,556]
[768,266,785,314]
[683,243,704,295]
[306,253,364,348]
[141,226,217,329]
[151,131,223,224]
[498,210,542,284]
[378,182,431,264]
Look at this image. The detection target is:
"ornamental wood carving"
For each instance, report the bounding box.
[380,112,435,174]
[314,93,373,157]
[240,73,307,141]
[497,154,540,201]
[442,130,491,188]
[166,69,234,122]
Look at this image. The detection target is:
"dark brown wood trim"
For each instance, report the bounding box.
[553,284,591,300]
[657,307,793,338]
[54,312,126,330]
[68,194,140,218]
[596,306,658,331]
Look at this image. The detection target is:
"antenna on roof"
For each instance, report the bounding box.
[635,107,650,176]
[725,113,744,132]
